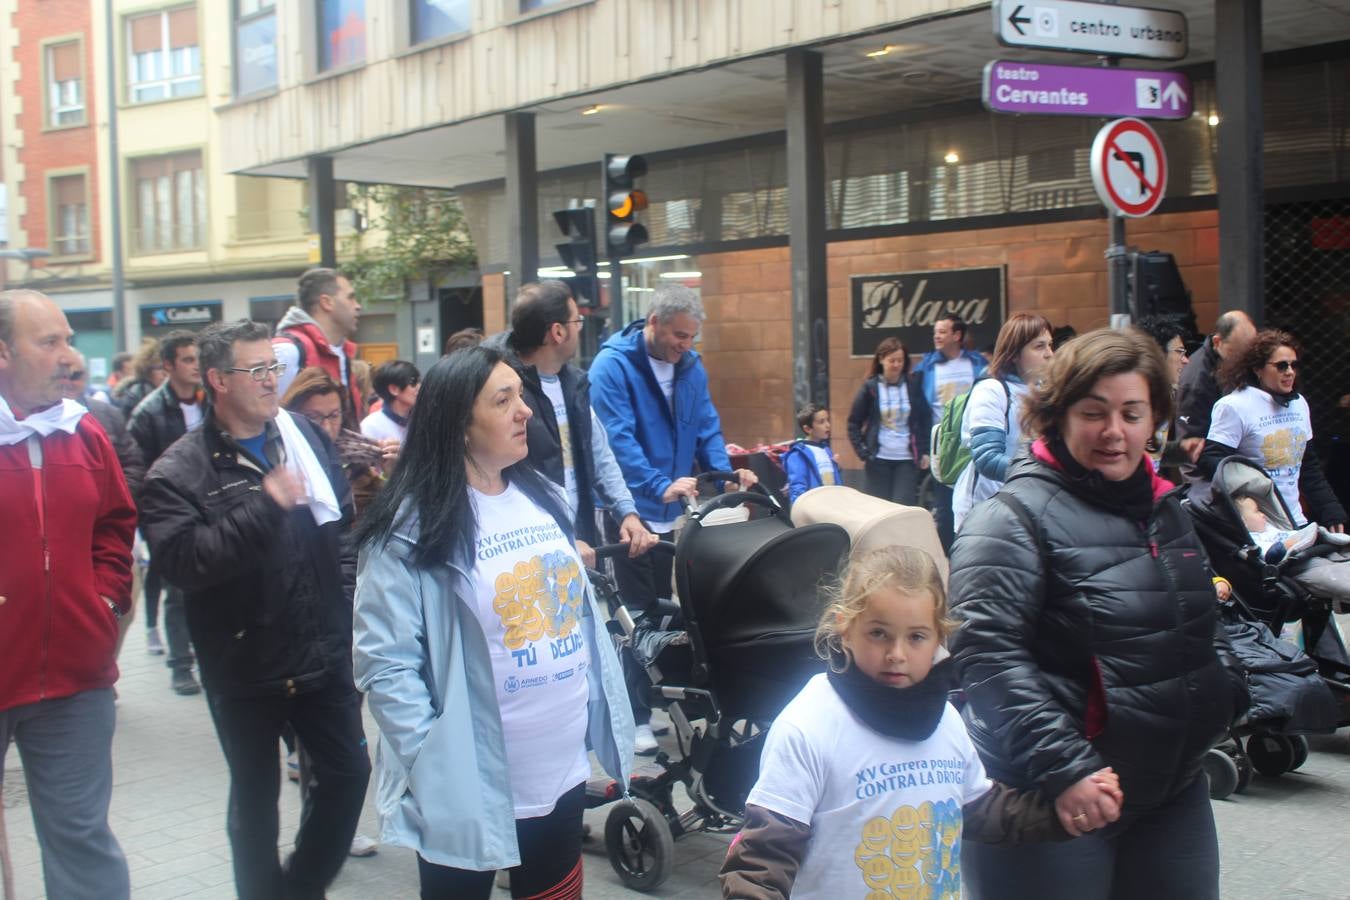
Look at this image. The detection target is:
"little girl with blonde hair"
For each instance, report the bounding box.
[720,546,1122,899]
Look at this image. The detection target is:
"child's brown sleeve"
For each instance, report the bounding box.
[961,782,1070,847]
[719,804,811,899]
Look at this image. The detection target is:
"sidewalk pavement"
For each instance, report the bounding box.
[4,621,1350,899]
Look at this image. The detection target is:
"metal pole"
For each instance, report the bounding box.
[1215,0,1264,324]
[1101,53,1131,327]
[307,156,337,268]
[786,48,829,407]
[105,0,126,351]
[504,112,538,313]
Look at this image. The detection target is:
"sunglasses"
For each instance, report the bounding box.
[1267,360,1301,373]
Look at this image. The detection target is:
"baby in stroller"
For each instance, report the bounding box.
[1230,483,1350,606]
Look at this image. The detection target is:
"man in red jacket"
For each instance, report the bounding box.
[0,290,136,900]
[272,267,364,424]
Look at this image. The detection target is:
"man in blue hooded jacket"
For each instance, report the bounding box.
[589,284,756,752]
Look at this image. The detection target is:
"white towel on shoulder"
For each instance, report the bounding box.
[274,410,342,526]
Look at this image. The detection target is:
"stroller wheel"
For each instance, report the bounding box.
[1289,735,1311,771]
[1202,748,1240,800]
[604,798,675,892]
[1246,733,1297,777]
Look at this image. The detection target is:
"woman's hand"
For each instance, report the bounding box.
[1054,771,1123,837]
[575,539,597,569]
[918,454,931,471]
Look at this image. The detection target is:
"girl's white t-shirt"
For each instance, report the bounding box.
[467,482,592,817]
[745,674,992,900]
[1208,386,1313,524]
[876,382,913,461]
[953,379,1028,532]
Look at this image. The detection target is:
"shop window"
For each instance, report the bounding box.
[317,0,366,71]
[127,6,202,103]
[50,174,90,257]
[235,0,277,97]
[132,151,205,254]
[412,0,469,43]
[45,41,84,127]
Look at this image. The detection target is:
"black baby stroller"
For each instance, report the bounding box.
[585,472,850,890]
[1183,456,1350,797]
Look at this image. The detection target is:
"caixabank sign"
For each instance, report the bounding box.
[851,266,1006,358]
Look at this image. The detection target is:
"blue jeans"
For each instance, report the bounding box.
[0,689,129,900]
[963,775,1219,900]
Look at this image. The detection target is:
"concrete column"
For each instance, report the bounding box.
[1215,0,1264,324]
[504,112,538,314]
[786,48,829,409]
[307,156,338,268]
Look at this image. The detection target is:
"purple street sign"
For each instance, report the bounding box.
[982,60,1193,119]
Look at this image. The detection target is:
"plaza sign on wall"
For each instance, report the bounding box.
[851,267,1006,358]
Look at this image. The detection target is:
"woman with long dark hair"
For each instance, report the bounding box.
[352,346,633,899]
[846,336,931,505]
[1199,328,1345,529]
[951,312,1054,532]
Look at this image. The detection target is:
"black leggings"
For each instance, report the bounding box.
[417,783,586,900]
[143,566,161,629]
[864,457,919,506]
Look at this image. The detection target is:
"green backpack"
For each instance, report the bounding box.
[931,377,1010,487]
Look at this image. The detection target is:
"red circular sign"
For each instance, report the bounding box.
[1090,118,1168,218]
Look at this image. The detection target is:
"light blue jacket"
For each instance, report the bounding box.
[352,513,634,870]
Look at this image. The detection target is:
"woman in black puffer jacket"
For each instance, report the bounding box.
[949,328,1248,900]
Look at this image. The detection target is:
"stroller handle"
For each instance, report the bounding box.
[590,541,676,562]
[681,470,782,515]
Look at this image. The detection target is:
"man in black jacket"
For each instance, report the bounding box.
[139,320,370,900]
[129,330,204,689]
[487,280,656,557]
[63,351,146,498]
[1176,310,1255,446]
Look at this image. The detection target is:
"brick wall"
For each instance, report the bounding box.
[698,209,1220,466]
[13,0,99,262]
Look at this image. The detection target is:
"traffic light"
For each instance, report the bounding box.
[603,153,648,257]
[553,206,599,307]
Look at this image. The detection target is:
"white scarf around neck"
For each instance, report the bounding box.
[0,394,86,446]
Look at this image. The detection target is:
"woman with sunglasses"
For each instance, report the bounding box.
[1201,329,1346,530]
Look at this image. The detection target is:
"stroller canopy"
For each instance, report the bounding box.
[791,485,949,586]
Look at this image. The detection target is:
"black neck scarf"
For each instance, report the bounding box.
[1046,435,1156,522]
[826,656,956,742]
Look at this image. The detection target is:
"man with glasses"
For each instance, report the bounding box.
[139,319,370,899]
[129,329,205,689]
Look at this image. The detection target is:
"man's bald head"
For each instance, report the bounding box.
[0,290,78,415]
[1214,310,1256,360]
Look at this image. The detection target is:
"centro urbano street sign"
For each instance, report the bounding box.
[994,0,1188,61]
[983,60,1192,119]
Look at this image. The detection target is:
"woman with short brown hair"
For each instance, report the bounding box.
[846,335,931,505]
[950,328,1246,900]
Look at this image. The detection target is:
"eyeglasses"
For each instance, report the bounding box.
[225,362,287,382]
[304,410,343,426]
[1169,347,1187,357]
[563,318,584,327]
[1268,360,1301,372]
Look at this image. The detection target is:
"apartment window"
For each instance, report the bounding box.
[132,151,205,253]
[235,0,277,96]
[127,6,202,103]
[51,175,90,256]
[412,0,469,43]
[45,41,84,127]
[317,0,366,71]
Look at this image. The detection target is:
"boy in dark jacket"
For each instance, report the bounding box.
[781,402,842,503]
